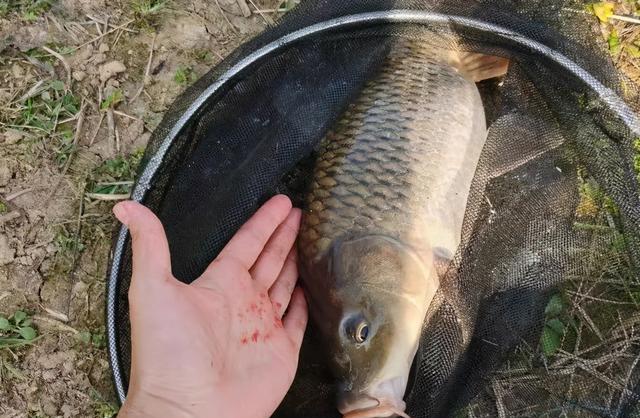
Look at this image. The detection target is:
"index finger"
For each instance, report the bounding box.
[217,194,293,270]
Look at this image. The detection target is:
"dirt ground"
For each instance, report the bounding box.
[0,0,282,416]
[0,1,638,417]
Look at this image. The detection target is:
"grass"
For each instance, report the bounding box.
[0,0,53,21]
[281,0,299,11]
[51,225,85,275]
[190,48,216,64]
[131,0,168,29]
[131,0,167,16]
[0,310,39,350]
[91,389,119,418]
[0,78,81,167]
[86,149,144,198]
[481,165,640,416]
[174,65,195,86]
[76,328,106,349]
[100,89,124,111]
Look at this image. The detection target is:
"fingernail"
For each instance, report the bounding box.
[113,202,129,225]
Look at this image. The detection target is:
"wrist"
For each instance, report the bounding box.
[119,385,226,418]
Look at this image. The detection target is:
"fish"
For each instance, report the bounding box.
[297,37,509,418]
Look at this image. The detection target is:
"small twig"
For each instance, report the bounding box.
[88,113,105,146]
[85,192,130,201]
[59,114,80,125]
[41,46,72,89]
[112,27,125,49]
[38,305,69,322]
[106,108,116,153]
[491,380,507,418]
[86,15,137,33]
[248,0,274,25]
[5,188,34,201]
[102,15,110,38]
[72,19,135,52]
[572,301,604,341]
[32,315,78,334]
[45,99,87,205]
[131,34,157,103]
[113,110,141,121]
[93,21,103,37]
[236,0,251,17]
[214,0,240,34]
[610,14,640,25]
[567,290,637,305]
[96,180,134,186]
[251,7,288,13]
[14,79,49,104]
[71,181,85,269]
[115,123,121,153]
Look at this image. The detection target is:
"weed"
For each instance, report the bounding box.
[91,389,119,418]
[608,28,622,55]
[87,149,144,196]
[132,0,167,16]
[0,310,39,350]
[0,201,7,214]
[174,66,195,85]
[100,90,124,111]
[540,293,572,357]
[50,225,84,275]
[77,329,106,348]
[191,48,215,64]
[54,226,85,254]
[95,402,119,418]
[281,0,299,11]
[0,0,52,20]
[131,0,168,29]
[1,79,80,168]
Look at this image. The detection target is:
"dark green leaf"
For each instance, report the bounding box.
[13,310,27,324]
[544,294,564,317]
[546,318,565,335]
[92,333,105,348]
[18,326,37,341]
[541,326,561,357]
[77,331,92,344]
[50,80,65,91]
[62,93,79,114]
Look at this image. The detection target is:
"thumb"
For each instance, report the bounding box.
[113,201,172,285]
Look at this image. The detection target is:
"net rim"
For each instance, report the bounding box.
[105,9,640,404]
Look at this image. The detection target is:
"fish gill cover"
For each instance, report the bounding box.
[106,0,640,417]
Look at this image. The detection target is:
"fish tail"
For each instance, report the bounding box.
[448,51,510,82]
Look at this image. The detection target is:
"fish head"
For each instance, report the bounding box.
[305,234,439,417]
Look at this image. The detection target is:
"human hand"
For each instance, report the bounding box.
[115,195,308,418]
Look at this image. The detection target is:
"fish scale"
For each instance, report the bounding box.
[296,38,500,418]
[299,40,487,265]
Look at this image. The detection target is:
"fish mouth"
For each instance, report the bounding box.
[338,396,410,418]
[338,377,410,418]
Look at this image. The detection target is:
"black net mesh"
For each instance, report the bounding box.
[106,1,640,417]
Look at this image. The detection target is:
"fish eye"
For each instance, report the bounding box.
[343,314,371,344]
[354,321,369,343]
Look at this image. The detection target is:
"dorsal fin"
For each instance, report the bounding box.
[446,50,510,82]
